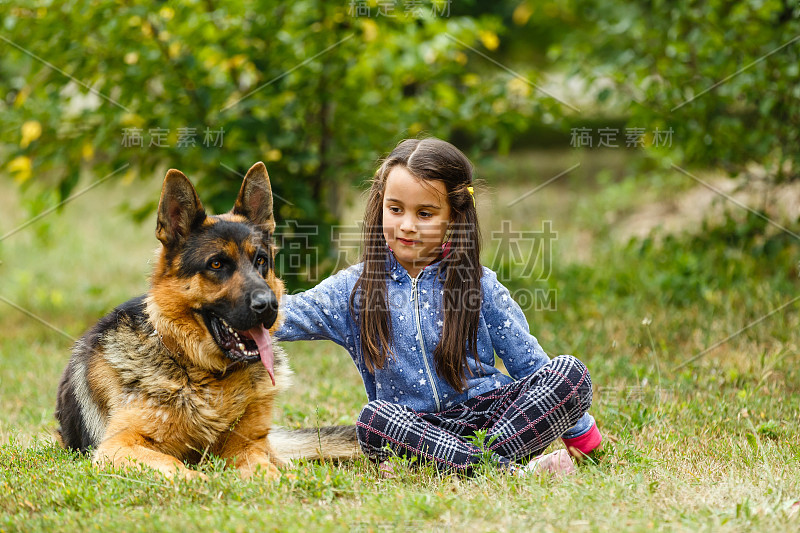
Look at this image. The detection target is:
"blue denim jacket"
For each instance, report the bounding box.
[276,253,595,439]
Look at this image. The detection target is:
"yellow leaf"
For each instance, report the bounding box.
[14,87,29,107]
[512,3,533,26]
[81,142,94,161]
[408,122,424,135]
[159,7,174,20]
[20,120,41,148]
[122,169,137,185]
[266,149,282,162]
[227,54,248,69]
[507,77,531,98]
[362,19,378,42]
[203,52,223,70]
[120,113,145,127]
[479,30,499,51]
[51,290,64,306]
[8,156,32,184]
[492,99,507,114]
[463,73,480,87]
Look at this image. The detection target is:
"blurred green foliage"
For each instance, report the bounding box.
[3,0,799,290]
[0,0,560,288]
[499,209,800,316]
[549,0,800,180]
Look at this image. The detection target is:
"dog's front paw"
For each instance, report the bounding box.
[237,459,281,480]
[178,468,209,481]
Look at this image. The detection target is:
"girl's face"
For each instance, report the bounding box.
[382,165,451,277]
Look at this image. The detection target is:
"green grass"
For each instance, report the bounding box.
[1,156,799,532]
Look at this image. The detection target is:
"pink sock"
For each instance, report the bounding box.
[562,424,602,454]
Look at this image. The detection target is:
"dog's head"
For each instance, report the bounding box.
[148,162,284,380]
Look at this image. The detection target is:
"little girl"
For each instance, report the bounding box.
[276,138,602,476]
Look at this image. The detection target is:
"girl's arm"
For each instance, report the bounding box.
[275,267,355,348]
[277,266,378,404]
[481,269,550,378]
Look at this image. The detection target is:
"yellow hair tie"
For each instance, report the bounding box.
[467,186,475,207]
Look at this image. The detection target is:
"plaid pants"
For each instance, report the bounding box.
[355,355,592,475]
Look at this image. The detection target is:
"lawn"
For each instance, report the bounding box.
[1,151,798,532]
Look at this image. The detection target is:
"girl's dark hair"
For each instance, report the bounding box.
[350,137,482,393]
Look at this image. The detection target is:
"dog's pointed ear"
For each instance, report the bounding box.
[232,162,274,231]
[156,169,207,248]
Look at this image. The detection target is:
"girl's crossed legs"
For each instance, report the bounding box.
[356,355,593,475]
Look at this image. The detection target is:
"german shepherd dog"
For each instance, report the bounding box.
[55,162,358,479]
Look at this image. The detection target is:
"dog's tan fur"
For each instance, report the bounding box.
[55,163,359,480]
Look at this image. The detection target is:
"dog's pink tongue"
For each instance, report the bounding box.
[243,325,275,385]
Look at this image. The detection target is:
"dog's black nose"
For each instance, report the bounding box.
[249,289,278,315]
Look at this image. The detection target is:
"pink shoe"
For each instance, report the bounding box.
[519,449,576,477]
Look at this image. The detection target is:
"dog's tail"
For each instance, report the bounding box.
[269,425,361,463]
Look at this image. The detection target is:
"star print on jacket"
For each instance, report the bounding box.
[274,254,596,439]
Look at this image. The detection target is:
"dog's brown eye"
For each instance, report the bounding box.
[209,260,222,270]
[256,257,266,266]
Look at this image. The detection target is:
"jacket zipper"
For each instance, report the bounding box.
[411,272,441,411]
